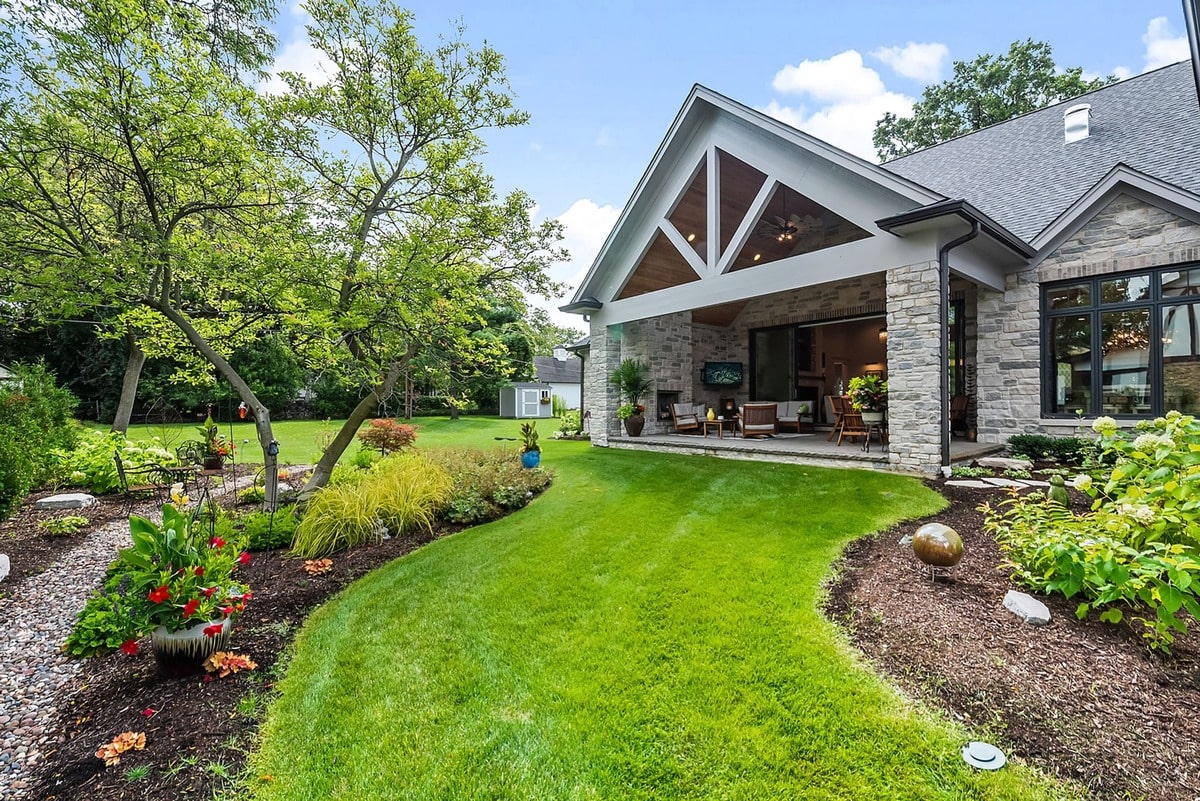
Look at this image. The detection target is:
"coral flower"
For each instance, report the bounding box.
[241,591,254,601]
[203,623,224,638]
[182,599,200,618]
[203,586,218,598]
[193,566,205,576]
[238,552,251,565]
[120,640,139,656]
[210,537,226,548]
[148,585,170,604]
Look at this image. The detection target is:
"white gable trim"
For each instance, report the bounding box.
[567,84,943,308]
[1029,164,1200,265]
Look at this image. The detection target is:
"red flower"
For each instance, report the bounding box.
[203,623,224,638]
[241,591,253,601]
[210,537,226,548]
[222,606,235,617]
[148,585,170,604]
[120,640,139,656]
[182,599,200,618]
[193,566,205,576]
[141,707,156,717]
[238,551,251,566]
[203,586,218,598]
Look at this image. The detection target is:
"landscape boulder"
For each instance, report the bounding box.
[33,492,97,511]
[1003,590,1051,625]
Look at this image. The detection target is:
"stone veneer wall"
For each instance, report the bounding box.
[977,193,1200,441]
[885,261,941,472]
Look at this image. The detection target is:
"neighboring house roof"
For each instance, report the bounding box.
[884,61,1200,243]
[534,356,582,384]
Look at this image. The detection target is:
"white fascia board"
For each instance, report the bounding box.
[1029,165,1200,264]
[595,234,936,327]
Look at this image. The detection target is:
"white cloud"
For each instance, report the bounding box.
[526,198,620,329]
[772,50,885,103]
[1142,16,1189,71]
[258,37,334,95]
[1112,65,1133,81]
[871,42,949,82]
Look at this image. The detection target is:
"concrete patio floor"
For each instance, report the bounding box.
[602,427,1001,472]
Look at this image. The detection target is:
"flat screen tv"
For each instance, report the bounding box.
[702,361,743,386]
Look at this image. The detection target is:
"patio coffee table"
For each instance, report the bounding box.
[703,417,737,438]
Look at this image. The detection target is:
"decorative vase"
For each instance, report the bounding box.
[521,450,541,469]
[151,618,231,677]
[966,428,978,442]
[202,455,224,471]
[623,414,645,437]
[706,408,715,421]
[861,410,884,424]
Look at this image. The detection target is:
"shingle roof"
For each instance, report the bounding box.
[534,356,582,384]
[884,61,1200,242]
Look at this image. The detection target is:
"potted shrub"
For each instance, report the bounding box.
[68,503,252,675]
[519,422,541,468]
[847,375,887,424]
[610,358,653,437]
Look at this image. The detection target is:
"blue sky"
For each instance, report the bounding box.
[267,1,1193,326]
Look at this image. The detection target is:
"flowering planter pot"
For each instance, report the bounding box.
[202,455,225,471]
[152,618,230,677]
[860,411,884,424]
[521,450,541,469]
[623,415,645,437]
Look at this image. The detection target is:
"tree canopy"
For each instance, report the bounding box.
[873,39,1115,161]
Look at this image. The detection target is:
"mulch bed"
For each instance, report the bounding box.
[1,471,1196,800]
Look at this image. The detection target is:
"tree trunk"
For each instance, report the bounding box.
[110,333,146,434]
[145,299,280,510]
[301,356,411,497]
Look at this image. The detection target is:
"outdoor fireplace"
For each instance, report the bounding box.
[656,390,681,421]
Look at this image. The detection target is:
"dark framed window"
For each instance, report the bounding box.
[948,299,966,397]
[1042,265,1200,417]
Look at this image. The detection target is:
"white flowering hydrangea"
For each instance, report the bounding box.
[1072,474,1093,491]
[1091,416,1118,436]
[1133,433,1172,452]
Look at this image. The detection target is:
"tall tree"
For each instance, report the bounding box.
[268,1,565,494]
[0,0,296,506]
[873,39,1115,160]
[525,307,585,357]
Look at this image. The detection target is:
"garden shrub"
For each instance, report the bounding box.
[240,506,300,551]
[40,515,90,537]
[1007,433,1095,465]
[425,447,553,525]
[556,410,582,436]
[356,418,417,455]
[238,485,266,505]
[0,363,79,518]
[51,428,175,494]
[983,412,1200,651]
[291,454,452,558]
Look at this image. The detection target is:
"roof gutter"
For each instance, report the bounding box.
[938,220,980,472]
[876,198,1034,259]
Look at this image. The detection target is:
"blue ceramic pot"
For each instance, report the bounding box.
[521,450,541,469]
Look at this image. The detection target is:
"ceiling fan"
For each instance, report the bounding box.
[755,213,819,243]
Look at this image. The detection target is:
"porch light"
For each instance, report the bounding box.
[687,233,696,242]
[878,326,888,342]
[753,253,761,261]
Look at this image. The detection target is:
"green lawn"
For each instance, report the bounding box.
[246,440,1080,800]
[115,414,531,465]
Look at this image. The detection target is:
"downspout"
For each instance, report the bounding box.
[938,220,980,472]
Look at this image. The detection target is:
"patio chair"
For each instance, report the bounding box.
[113,450,174,511]
[738,402,777,439]
[670,402,701,434]
[950,395,969,435]
[833,398,868,446]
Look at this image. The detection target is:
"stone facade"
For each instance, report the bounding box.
[885,261,942,472]
[977,193,1200,440]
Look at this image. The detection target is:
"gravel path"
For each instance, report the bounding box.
[0,474,257,800]
[0,515,134,800]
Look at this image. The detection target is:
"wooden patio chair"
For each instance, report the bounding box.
[834,398,868,446]
[670,402,701,434]
[738,402,777,439]
[950,395,969,435]
[114,450,173,511]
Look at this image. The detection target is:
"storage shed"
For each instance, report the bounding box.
[499,382,555,419]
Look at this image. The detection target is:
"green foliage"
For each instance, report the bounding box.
[39,515,90,537]
[0,363,79,518]
[355,418,417,455]
[425,447,552,525]
[983,413,1200,651]
[241,506,300,551]
[291,454,453,558]
[550,394,568,418]
[949,465,992,478]
[65,504,251,656]
[874,39,1115,159]
[557,410,582,436]
[609,359,652,406]
[52,429,175,494]
[1007,433,1094,465]
[519,422,540,453]
[351,448,376,469]
[239,485,267,505]
[846,374,887,412]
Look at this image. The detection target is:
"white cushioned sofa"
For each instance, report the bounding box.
[753,400,814,432]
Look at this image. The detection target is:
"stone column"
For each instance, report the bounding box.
[583,319,624,445]
[885,260,942,473]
